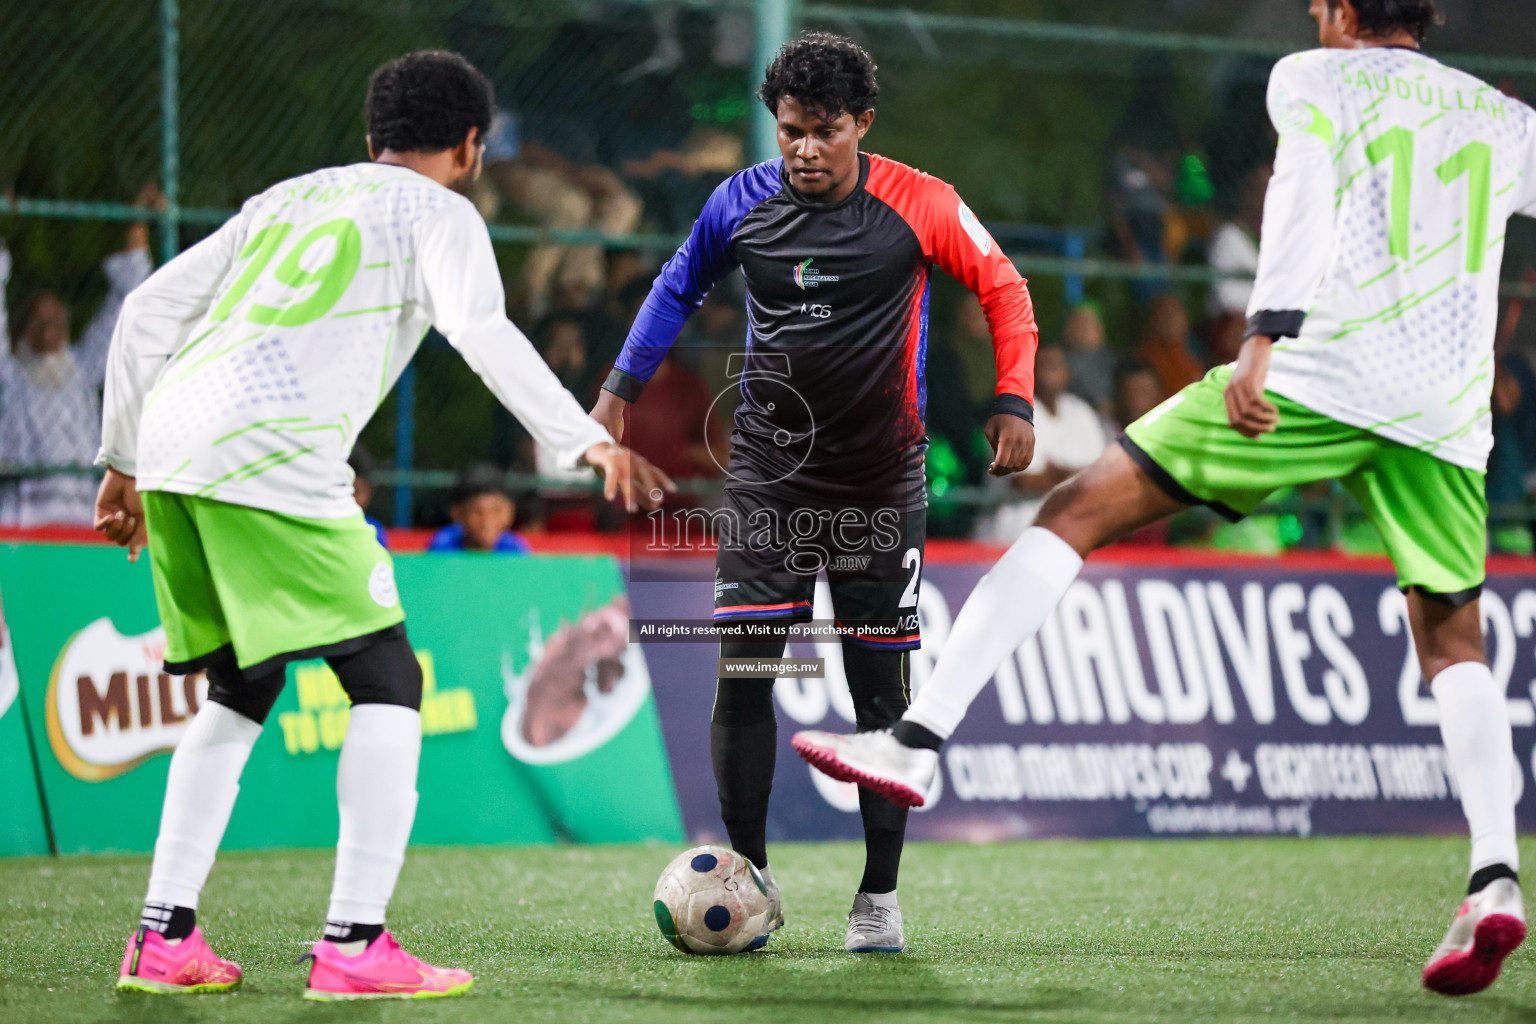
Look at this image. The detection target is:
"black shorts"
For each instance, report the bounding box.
[711,487,926,651]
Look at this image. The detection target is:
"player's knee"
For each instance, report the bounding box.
[328,629,423,710]
[1035,471,1095,534]
[714,632,791,725]
[204,649,285,725]
[1034,461,1133,552]
[1419,632,1486,683]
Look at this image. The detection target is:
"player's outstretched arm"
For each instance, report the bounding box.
[581,441,675,513]
[591,389,627,444]
[600,168,766,407]
[416,201,673,511]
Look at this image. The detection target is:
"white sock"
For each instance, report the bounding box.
[905,526,1083,739]
[1432,661,1520,876]
[326,704,421,924]
[144,703,263,909]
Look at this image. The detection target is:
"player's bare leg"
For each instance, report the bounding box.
[1413,593,1525,995]
[793,444,1186,805]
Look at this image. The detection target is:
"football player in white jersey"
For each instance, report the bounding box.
[99,51,673,999]
[793,0,1535,996]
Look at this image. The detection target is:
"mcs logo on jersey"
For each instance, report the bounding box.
[44,618,206,782]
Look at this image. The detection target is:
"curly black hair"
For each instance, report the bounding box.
[1327,0,1442,43]
[759,32,878,123]
[366,50,494,154]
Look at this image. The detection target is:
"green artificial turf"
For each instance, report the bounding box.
[1,837,1532,1022]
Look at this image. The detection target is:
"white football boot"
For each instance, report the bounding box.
[1423,877,1526,996]
[744,865,785,952]
[792,729,938,809]
[763,873,785,935]
[845,893,904,953]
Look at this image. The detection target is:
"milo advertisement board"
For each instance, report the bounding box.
[0,543,683,854]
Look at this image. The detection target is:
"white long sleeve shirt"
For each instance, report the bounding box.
[1250,48,1536,470]
[98,162,611,519]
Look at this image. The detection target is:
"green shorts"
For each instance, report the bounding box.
[142,491,405,675]
[1123,366,1487,600]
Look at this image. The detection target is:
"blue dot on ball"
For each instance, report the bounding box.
[690,853,719,873]
[703,905,733,932]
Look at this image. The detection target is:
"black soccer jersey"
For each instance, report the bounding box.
[605,153,1038,510]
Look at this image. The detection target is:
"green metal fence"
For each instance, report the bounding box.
[5,0,1536,552]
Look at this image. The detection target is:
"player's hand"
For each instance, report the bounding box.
[94,468,148,562]
[581,442,677,512]
[590,390,628,445]
[985,414,1035,477]
[1225,336,1280,438]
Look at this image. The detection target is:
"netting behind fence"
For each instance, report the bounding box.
[5,0,1536,554]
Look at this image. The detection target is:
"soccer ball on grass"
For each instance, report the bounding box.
[653,845,772,954]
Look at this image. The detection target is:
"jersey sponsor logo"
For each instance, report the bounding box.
[958,203,993,256]
[43,619,208,782]
[792,258,840,289]
[368,560,399,608]
[800,303,832,319]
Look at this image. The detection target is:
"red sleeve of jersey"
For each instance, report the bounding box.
[865,154,1038,409]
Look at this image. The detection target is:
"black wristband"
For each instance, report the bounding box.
[1245,309,1306,340]
[602,367,647,402]
[990,393,1034,424]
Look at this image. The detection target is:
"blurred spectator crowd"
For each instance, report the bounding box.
[4,6,1536,558]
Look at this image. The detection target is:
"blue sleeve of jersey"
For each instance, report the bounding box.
[427,524,462,552]
[604,161,781,401]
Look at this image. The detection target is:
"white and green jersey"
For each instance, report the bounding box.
[98,162,610,519]
[1250,47,1536,470]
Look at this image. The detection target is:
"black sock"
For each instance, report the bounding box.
[324,921,385,946]
[1468,863,1519,895]
[141,902,196,942]
[844,643,912,894]
[711,718,777,870]
[858,788,908,893]
[712,638,783,872]
[892,718,944,751]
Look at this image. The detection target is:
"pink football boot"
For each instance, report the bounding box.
[1424,877,1526,996]
[302,930,473,1001]
[117,926,242,994]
